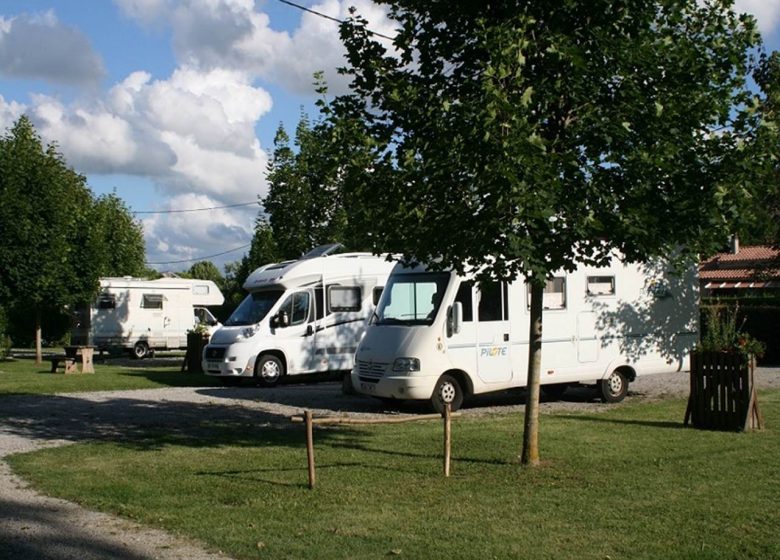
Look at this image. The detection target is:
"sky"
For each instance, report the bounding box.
[1,1,779,274]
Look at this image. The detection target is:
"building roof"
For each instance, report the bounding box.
[699,245,780,289]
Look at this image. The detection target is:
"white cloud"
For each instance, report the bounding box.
[142,193,258,268]
[21,64,272,271]
[0,95,26,133]
[114,0,173,26]
[735,0,780,36]
[151,0,395,95]
[0,11,105,86]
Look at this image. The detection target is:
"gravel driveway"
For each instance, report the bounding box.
[2,367,778,559]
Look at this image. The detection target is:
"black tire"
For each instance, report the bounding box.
[341,372,356,395]
[255,354,284,387]
[541,383,569,401]
[132,341,150,360]
[431,374,464,414]
[599,369,628,403]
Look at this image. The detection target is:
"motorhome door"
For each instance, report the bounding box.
[475,281,512,383]
[273,289,316,373]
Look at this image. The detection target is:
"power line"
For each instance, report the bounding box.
[145,243,252,265]
[276,0,394,41]
[132,201,259,215]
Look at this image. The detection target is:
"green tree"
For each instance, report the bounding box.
[90,192,146,277]
[223,217,280,315]
[330,1,763,464]
[742,50,780,246]
[0,116,99,363]
[264,107,357,259]
[185,260,224,284]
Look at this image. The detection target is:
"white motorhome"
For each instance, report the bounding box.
[73,277,224,358]
[202,245,396,385]
[352,256,698,412]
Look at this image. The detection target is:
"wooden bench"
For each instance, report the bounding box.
[50,355,78,374]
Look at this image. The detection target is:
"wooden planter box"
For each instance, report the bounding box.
[684,350,763,431]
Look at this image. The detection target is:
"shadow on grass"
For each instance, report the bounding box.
[0,497,156,560]
[0,392,367,455]
[557,414,686,430]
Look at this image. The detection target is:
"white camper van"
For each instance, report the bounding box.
[73,277,224,358]
[352,256,698,412]
[202,246,396,385]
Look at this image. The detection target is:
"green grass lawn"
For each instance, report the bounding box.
[8,390,780,560]
[0,356,219,395]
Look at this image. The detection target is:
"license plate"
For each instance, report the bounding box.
[207,361,221,370]
[360,382,376,394]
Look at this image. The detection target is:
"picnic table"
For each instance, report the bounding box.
[50,346,95,374]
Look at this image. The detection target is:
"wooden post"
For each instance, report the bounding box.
[443,403,451,477]
[305,410,316,489]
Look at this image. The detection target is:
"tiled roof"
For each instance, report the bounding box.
[699,245,780,284]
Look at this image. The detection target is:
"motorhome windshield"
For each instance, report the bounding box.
[375,272,450,326]
[225,290,284,326]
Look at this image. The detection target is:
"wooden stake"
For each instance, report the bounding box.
[443,403,452,477]
[305,410,315,489]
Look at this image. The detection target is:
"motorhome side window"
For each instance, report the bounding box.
[586,276,615,296]
[527,277,567,310]
[478,281,508,322]
[455,281,474,322]
[328,286,362,312]
[97,294,116,309]
[373,287,383,306]
[278,292,311,326]
[141,294,164,309]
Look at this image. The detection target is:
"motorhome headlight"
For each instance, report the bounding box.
[393,357,420,373]
[242,326,257,338]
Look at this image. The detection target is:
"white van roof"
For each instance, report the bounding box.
[243,252,396,291]
[99,277,224,306]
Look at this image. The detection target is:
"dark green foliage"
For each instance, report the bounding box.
[263,108,361,261]
[90,192,146,278]
[0,116,146,355]
[184,261,224,284]
[330,1,763,279]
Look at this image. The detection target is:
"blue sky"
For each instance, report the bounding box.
[1,1,779,273]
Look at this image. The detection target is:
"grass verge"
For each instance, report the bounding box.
[0,356,219,395]
[8,391,780,559]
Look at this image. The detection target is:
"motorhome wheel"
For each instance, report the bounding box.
[132,341,150,359]
[599,370,628,403]
[256,354,284,387]
[432,374,463,414]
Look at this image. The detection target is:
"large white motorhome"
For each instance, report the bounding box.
[73,277,224,358]
[202,245,396,385]
[352,256,699,412]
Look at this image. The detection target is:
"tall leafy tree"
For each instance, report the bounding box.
[185,260,224,284]
[329,1,763,464]
[264,107,358,259]
[90,192,146,277]
[0,116,98,362]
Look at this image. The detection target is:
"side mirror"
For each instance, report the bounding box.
[448,302,463,336]
[277,311,290,328]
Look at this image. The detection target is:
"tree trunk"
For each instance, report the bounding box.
[35,307,42,365]
[520,281,543,466]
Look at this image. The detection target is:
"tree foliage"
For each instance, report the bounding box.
[90,192,146,277]
[0,116,146,356]
[332,0,762,277]
[263,108,359,260]
[329,0,765,464]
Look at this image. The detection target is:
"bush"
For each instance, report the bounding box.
[699,304,766,358]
